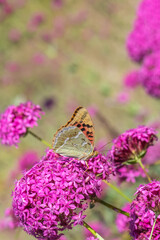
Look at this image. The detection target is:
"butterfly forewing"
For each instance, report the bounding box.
[64,107,95,145]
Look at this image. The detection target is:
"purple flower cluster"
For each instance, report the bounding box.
[12,150,114,240]
[0,101,44,146]
[130,181,160,239]
[127,0,160,63]
[116,203,130,233]
[109,126,157,167]
[140,51,160,98]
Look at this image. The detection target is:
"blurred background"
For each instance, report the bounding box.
[0,0,160,239]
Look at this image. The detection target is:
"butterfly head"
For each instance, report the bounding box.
[86,150,98,160]
[93,150,99,157]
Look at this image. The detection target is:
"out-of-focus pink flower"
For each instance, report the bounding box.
[1,75,12,84]
[15,0,26,8]
[10,151,39,180]
[87,105,98,118]
[18,151,39,171]
[116,164,146,183]
[140,51,160,98]
[28,12,45,31]
[149,120,160,131]
[32,53,46,65]
[59,236,68,240]
[53,16,66,38]
[5,61,20,72]
[116,203,130,233]
[127,0,160,62]
[0,101,44,146]
[116,91,130,104]
[8,29,21,42]
[52,0,63,8]
[2,1,13,15]
[123,70,140,89]
[41,32,53,43]
[0,0,7,4]
[0,208,19,231]
[70,10,88,25]
[143,140,160,165]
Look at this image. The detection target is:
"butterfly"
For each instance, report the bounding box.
[52,106,98,160]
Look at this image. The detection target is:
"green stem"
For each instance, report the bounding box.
[103,180,132,203]
[149,215,157,240]
[136,157,152,183]
[95,197,130,217]
[27,129,52,148]
[83,221,104,240]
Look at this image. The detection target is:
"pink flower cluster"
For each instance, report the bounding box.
[130,181,160,239]
[140,51,160,98]
[125,0,160,98]
[0,101,44,146]
[12,150,114,239]
[108,126,157,183]
[109,126,157,167]
[127,0,160,63]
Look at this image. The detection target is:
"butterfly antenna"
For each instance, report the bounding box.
[95,140,112,154]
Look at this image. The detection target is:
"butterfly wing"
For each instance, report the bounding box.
[53,107,95,146]
[53,126,94,159]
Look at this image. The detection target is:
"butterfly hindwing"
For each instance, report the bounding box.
[53,126,94,159]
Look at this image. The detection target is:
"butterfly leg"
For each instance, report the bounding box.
[82,160,89,174]
[63,158,76,167]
